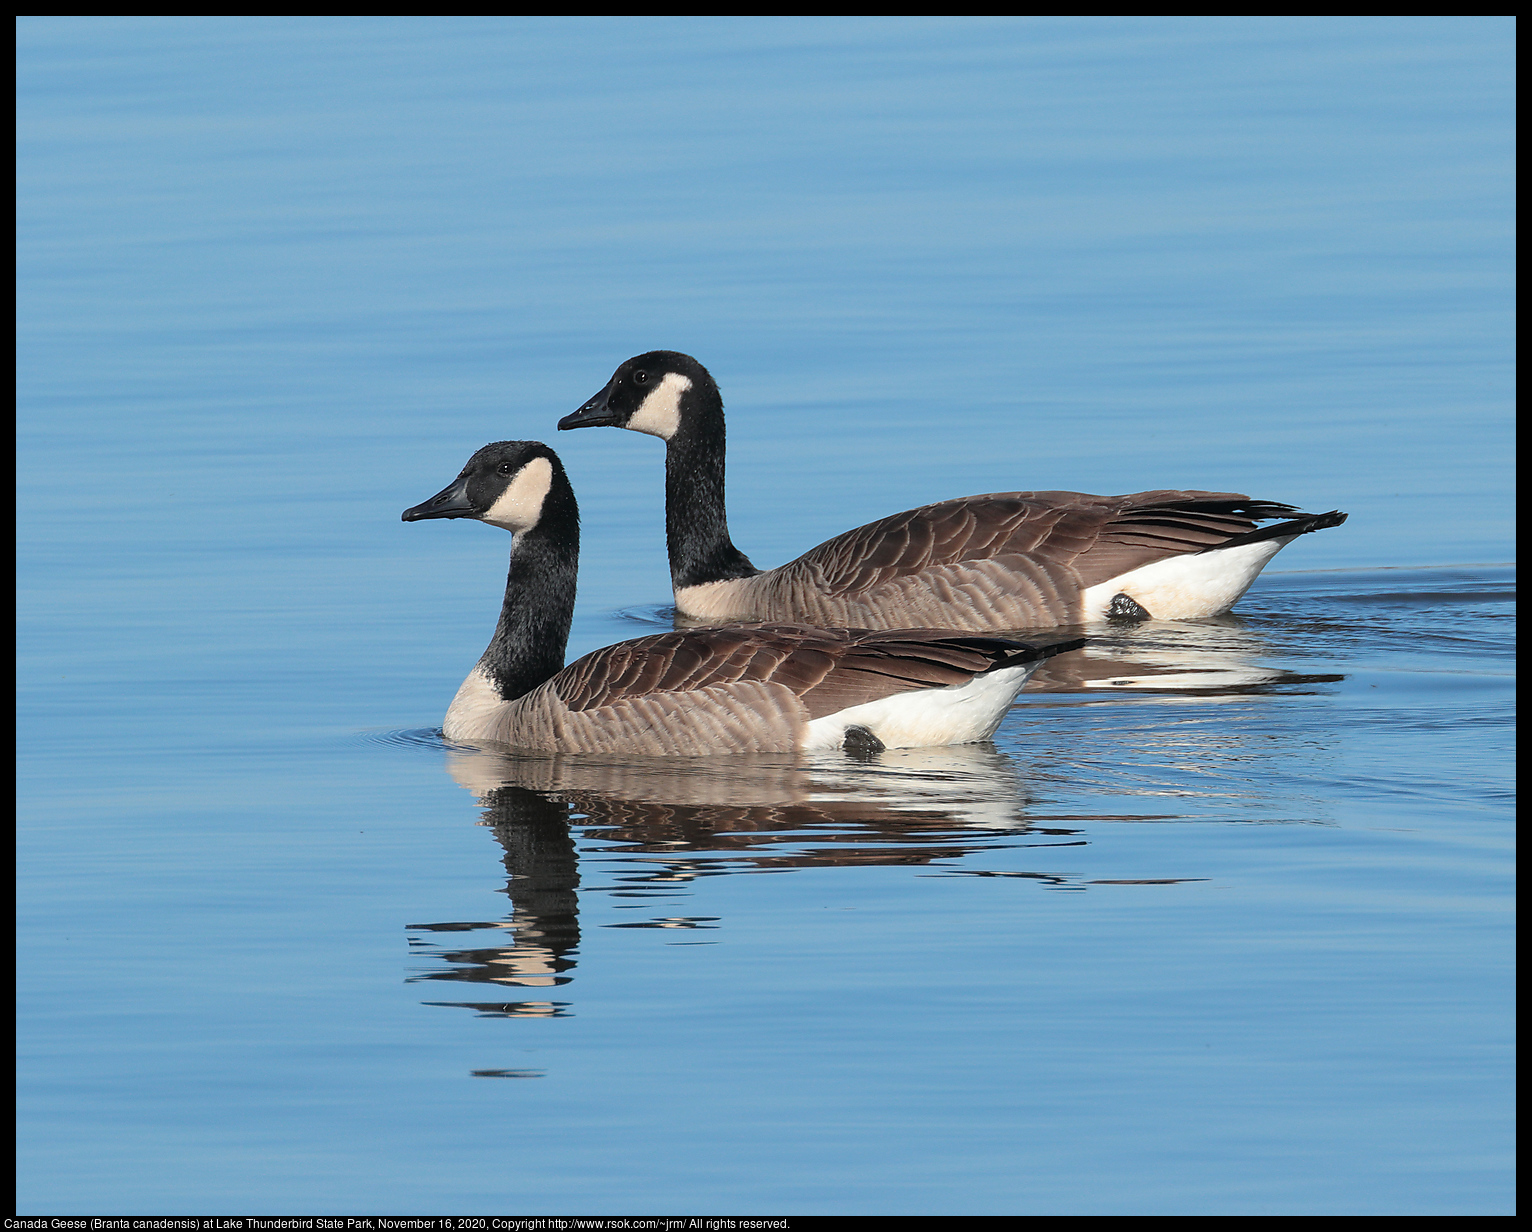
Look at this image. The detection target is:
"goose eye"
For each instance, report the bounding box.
[633,370,648,385]
[498,461,516,475]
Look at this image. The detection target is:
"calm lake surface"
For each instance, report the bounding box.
[16,17,1514,1215]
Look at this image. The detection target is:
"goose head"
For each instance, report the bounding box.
[402,440,580,709]
[402,440,576,537]
[558,350,720,442]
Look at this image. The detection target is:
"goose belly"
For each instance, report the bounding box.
[1080,536,1294,620]
[801,662,1038,751]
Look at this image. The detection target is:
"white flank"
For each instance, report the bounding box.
[481,455,554,534]
[674,577,754,620]
[801,661,1038,751]
[443,665,508,743]
[1080,536,1295,620]
[625,371,692,440]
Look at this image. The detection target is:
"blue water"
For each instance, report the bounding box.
[16,17,1514,1215]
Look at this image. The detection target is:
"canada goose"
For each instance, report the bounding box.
[558,351,1348,629]
[403,441,1083,756]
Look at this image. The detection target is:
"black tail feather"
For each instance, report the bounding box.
[993,636,1086,670]
[1198,509,1348,553]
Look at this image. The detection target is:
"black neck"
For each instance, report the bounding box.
[664,384,760,589]
[478,490,580,702]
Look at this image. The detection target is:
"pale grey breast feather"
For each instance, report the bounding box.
[468,682,569,753]
[747,555,1083,629]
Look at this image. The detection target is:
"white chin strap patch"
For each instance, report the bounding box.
[481,455,554,534]
[625,371,692,440]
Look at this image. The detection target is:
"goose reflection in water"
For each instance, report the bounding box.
[408,779,581,1020]
[406,743,1075,1017]
[1020,611,1345,695]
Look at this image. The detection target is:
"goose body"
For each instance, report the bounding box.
[403,441,1082,756]
[558,351,1347,630]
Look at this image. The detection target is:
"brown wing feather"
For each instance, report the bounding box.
[765,489,1302,596]
[791,628,1058,719]
[550,623,1049,721]
[765,495,1084,601]
[551,626,823,713]
[1071,493,1302,586]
